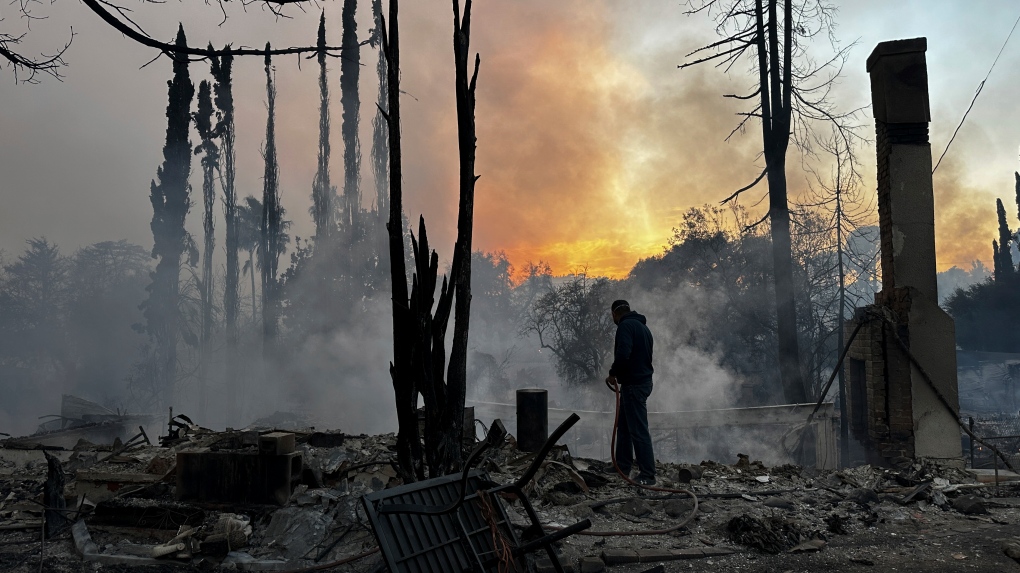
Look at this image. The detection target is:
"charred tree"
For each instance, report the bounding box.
[681,0,861,404]
[142,25,194,408]
[409,217,456,476]
[210,48,239,424]
[340,0,363,244]
[312,13,333,245]
[261,48,283,341]
[380,0,423,482]
[378,0,481,480]
[441,0,481,475]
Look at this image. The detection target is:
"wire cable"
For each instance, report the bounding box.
[933,12,1020,174]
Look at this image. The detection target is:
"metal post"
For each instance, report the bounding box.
[994,443,1000,498]
[969,417,975,469]
[516,389,548,452]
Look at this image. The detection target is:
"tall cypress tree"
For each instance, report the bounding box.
[312,13,333,244]
[340,0,362,240]
[143,25,194,408]
[210,47,239,423]
[261,47,283,341]
[996,197,1013,280]
[993,239,1002,279]
[1014,171,1020,226]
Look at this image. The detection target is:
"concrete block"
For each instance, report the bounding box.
[258,432,296,456]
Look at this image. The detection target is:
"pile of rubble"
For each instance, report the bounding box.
[3,408,1020,572]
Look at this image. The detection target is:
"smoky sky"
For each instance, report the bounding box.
[1,0,1019,277]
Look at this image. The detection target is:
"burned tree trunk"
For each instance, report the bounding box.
[380,0,482,480]
[756,0,805,404]
[42,451,67,538]
[380,0,422,482]
[410,218,456,476]
[442,0,480,475]
[143,25,194,408]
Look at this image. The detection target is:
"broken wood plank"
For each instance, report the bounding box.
[602,547,737,564]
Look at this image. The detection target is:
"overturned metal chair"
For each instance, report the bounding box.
[362,414,589,573]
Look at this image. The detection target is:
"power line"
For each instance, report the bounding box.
[932,11,1020,174]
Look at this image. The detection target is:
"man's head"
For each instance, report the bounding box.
[611,299,631,324]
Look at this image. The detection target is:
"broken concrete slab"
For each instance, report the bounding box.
[74,470,165,503]
[970,468,1020,484]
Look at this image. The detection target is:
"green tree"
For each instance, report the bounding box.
[0,239,70,377]
[520,271,616,386]
[946,276,1020,353]
[995,198,1013,281]
[67,241,150,401]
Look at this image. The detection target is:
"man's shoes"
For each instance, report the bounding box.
[635,477,656,486]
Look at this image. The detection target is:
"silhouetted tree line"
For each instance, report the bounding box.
[946,172,1020,353]
[0,239,151,424]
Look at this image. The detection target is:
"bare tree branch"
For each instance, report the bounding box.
[720,166,767,204]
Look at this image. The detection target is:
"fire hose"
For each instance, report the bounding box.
[539,382,699,537]
[559,379,699,536]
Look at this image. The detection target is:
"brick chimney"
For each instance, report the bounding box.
[844,38,962,467]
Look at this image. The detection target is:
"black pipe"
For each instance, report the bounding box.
[517,389,548,452]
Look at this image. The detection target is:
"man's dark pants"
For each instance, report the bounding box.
[615,380,655,481]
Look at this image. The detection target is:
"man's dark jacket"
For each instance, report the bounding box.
[609,311,653,384]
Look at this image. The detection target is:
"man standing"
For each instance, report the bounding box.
[606,300,656,485]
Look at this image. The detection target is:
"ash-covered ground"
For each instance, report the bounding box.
[2,421,1020,573]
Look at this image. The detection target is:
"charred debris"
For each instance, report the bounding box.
[1,399,1020,572]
